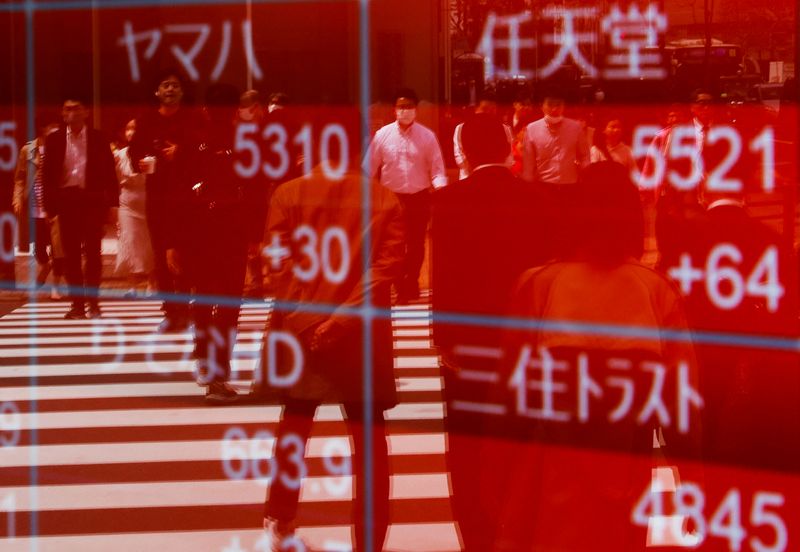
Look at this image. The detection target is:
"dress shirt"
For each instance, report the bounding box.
[63,125,87,189]
[522,117,589,185]
[366,121,447,194]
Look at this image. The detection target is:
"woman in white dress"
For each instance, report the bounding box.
[114,119,155,296]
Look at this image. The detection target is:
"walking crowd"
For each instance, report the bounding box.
[13,70,799,550]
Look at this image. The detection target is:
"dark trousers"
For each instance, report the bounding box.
[58,189,103,309]
[396,189,431,296]
[189,209,248,384]
[145,192,192,319]
[33,217,63,276]
[265,399,390,552]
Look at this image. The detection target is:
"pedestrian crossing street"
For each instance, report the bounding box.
[0,295,461,551]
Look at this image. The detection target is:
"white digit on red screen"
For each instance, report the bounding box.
[707,126,743,192]
[751,492,788,552]
[251,429,278,486]
[263,123,290,180]
[294,124,313,178]
[706,243,746,310]
[278,433,307,491]
[709,489,746,551]
[221,426,251,481]
[0,401,21,448]
[293,225,320,282]
[320,123,349,181]
[322,437,352,497]
[750,127,776,193]
[320,226,350,284]
[746,246,785,313]
[631,124,664,190]
[234,122,260,178]
[668,124,704,191]
[0,122,17,172]
[0,213,17,264]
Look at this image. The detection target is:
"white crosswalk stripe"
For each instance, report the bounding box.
[0,298,460,551]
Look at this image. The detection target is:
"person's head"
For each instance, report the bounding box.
[155,70,184,109]
[461,113,511,172]
[124,119,136,143]
[542,94,566,124]
[567,162,644,264]
[205,83,240,126]
[602,118,623,147]
[690,88,713,125]
[62,96,89,130]
[394,88,419,128]
[475,99,498,116]
[238,89,263,122]
[665,104,682,127]
[267,92,288,113]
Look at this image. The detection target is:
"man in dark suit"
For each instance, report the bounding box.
[431,113,555,551]
[42,97,118,320]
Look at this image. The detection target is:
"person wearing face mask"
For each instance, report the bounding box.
[365,88,447,303]
[521,92,590,188]
[114,119,155,297]
[42,96,119,319]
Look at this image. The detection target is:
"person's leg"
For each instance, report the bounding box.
[33,218,51,285]
[400,190,431,299]
[264,399,318,526]
[58,193,86,313]
[83,208,104,312]
[145,192,177,318]
[346,403,389,552]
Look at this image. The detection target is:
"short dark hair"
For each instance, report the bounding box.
[268,92,289,106]
[154,68,185,90]
[394,87,419,106]
[461,114,510,168]
[691,88,713,103]
[62,93,90,107]
[567,162,644,263]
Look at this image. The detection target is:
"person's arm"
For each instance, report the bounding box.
[12,144,29,214]
[520,126,535,183]
[453,124,466,176]
[429,133,448,189]
[576,124,591,169]
[41,132,60,219]
[362,131,382,180]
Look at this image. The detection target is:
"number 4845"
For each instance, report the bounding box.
[633,483,788,551]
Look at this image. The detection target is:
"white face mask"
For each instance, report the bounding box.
[268,103,282,114]
[396,108,416,126]
[544,114,564,125]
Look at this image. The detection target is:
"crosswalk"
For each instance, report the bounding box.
[0,296,460,551]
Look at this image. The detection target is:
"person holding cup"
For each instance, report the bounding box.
[129,69,205,333]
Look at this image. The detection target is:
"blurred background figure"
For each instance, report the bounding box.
[366,87,447,304]
[493,162,699,551]
[432,113,554,551]
[452,97,513,180]
[113,119,155,297]
[590,117,635,172]
[189,83,252,404]
[129,70,204,332]
[14,120,66,298]
[260,128,404,551]
[236,90,271,299]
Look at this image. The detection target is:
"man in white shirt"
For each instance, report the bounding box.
[521,94,590,186]
[42,97,118,319]
[366,88,447,302]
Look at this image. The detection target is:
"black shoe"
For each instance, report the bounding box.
[64,306,86,320]
[205,381,239,405]
[87,305,102,319]
[157,316,189,333]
